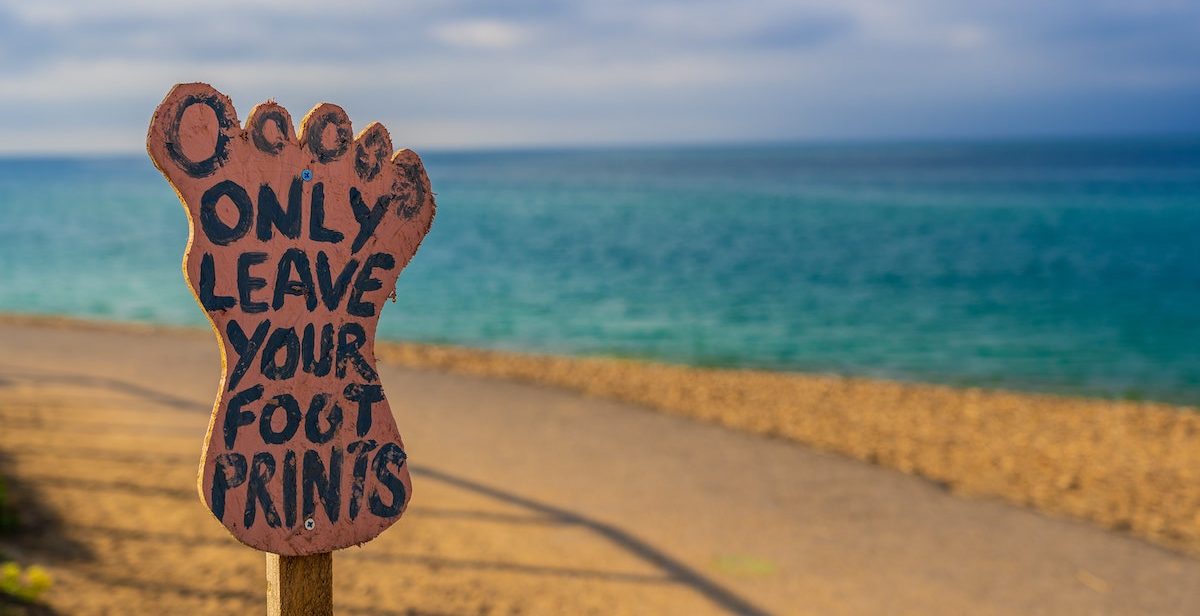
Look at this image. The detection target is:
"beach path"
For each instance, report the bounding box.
[1,320,1198,615]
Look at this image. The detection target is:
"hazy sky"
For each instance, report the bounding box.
[0,0,1197,153]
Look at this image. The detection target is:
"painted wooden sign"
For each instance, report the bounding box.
[147,83,434,555]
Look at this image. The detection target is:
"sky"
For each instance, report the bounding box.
[0,0,1197,153]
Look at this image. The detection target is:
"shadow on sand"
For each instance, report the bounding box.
[1,368,770,614]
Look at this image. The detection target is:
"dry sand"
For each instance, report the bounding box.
[376,339,1200,555]
[2,315,1200,614]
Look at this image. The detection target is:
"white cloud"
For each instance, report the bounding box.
[947,24,990,50]
[431,20,533,50]
[0,0,1195,153]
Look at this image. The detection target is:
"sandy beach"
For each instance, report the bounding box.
[3,315,1200,614]
[377,332,1200,555]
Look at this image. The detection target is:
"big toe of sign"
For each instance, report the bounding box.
[148,82,435,555]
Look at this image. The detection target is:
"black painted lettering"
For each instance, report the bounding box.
[309,183,344,244]
[165,94,233,178]
[303,448,342,523]
[260,327,300,381]
[305,111,351,163]
[210,452,246,521]
[245,452,281,529]
[315,252,358,310]
[199,252,235,311]
[302,323,334,377]
[256,178,302,240]
[369,443,408,517]
[259,394,301,445]
[343,383,383,437]
[226,319,270,390]
[283,449,297,528]
[304,393,342,444]
[237,252,269,313]
[251,109,290,155]
[347,253,395,317]
[347,439,377,520]
[397,161,427,219]
[223,385,263,449]
[272,248,318,311]
[200,180,253,245]
[348,188,391,254]
[354,129,388,182]
[336,322,377,381]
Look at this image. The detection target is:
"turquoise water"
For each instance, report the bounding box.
[1,139,1199,403]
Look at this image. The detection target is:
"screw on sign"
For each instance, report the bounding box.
[146,82,436,615]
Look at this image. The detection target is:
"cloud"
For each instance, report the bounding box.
[432,20,534,50]
[0,0,1195,153]
[946,24,989,50]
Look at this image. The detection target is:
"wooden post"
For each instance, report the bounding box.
[266,552,332,616]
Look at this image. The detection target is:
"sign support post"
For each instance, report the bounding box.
[267,552,333,616]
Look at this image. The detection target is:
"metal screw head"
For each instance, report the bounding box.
[304,518,315,530]
[301,169,313,181]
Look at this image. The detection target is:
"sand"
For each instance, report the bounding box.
[374,340,1200,555]
[2,315,1200,614]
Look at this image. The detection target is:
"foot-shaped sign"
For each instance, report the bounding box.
[147,83,435,555]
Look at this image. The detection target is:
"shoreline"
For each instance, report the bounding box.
[4,312,1200,554]
[0,310,1184,407]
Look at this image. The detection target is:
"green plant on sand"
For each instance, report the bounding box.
[0,562,52,605]
[1,473,51,610]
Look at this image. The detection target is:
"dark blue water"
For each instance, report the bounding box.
[2,139,1198,403]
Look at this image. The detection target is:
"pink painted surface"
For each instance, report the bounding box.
[146,83,434,555]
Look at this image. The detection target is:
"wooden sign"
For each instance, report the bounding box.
[147,83,434,556]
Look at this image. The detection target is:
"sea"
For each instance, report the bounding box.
[1,138,1198,404]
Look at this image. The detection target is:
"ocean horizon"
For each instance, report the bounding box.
[2,136,1198,404]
